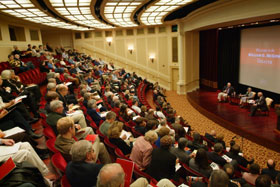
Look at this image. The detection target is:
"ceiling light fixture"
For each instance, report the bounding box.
[140,0,193,25]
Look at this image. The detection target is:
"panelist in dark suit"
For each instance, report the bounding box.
[146,135,176,181]
[217,82,235,102]
[250,92,267,116]
[66,140,103,187]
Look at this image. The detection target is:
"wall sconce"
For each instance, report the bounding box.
[106,37,112,46]
[149,54,155,63]
[128,45,134,54]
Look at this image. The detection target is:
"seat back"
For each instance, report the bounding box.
[61,175,71,187]
[51,152,67,174]
[266,97,273,110]
[43,127,56,139]
[46,138,59,153]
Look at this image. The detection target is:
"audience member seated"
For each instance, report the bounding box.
[250,92,268,116]
[8,54,29,73]
[155,126,170,148]
[131,99,141,114]
[217,82,234,102]
[146,135,176,181]
[0,138,50,179]
[171,116,183,133]
[156,119,175,138]
[272,173,280,187]
[130,130,158,170]
[119,104,134,122]
[45,91,59,113]
[108,121,132,155]
[66,140,103,187]
[145,109,157,120]
[134,117,147,135]
[255,175,271,187]
[145,119,159,132]
[99,111,116,136]
[87,99,105,126]
[46,100,92,139]
[1,70,40,118]
[170,137,191,164]
[188,132,208,151]
[96,163,149,187]
[216,134,226,149]
[207,143,227,166]
[223,163,245,187]
[154,106,166,119]
[0,96,42,139]
[239,87,255,107]
[54,117,111,163]
[242,163,260,185]
[140,105,147,117]
[189,148,213,178]
[205,130,217,143]
[261,159,279,183]
[226,144,253,168]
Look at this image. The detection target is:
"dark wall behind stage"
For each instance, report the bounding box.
[199,27,279,104]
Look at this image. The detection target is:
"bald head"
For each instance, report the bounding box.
[267,159,275,169]
[210,130,216,136]
[97,163,125,187]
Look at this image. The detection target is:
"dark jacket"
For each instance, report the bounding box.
[87,108,103,126]
[207,152,227,166]
[146,148,176,181]
[261,168,279,182]
[46,112,65,135]
[66,161,103,187]
[226,151,249,168]
[109,137,132,155]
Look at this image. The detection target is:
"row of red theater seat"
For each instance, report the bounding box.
[0,57,46,85]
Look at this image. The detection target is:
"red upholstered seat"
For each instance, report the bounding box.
[51,152,67,173]
[46,138,59,153]
[43,127,56,139]
[61,175,71,187]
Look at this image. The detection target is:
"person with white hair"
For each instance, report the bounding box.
[130,130,158,170]
[1,69,41,118]
[66,140,103,187]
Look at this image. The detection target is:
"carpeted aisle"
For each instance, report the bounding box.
[164,91,280,169]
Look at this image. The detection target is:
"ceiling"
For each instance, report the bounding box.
[0,0,216,31]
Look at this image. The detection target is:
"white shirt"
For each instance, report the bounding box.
[132,105,141,114]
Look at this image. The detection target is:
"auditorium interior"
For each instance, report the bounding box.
[0,0,280,186]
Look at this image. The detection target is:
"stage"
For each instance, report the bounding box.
[187,89,280,152]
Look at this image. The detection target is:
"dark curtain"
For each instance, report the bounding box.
[217,29,240,90]
[199,29,218,88]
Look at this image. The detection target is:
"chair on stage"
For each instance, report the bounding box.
[258,97,273,116]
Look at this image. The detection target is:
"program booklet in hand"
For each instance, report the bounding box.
[3,127,25,138]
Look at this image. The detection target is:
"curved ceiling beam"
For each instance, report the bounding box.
[133,0,156,25]
[164,0,216,22]
[47,0,114,29]
[102,0,144,27]
[139,0,195,26]
[0,0,88,30]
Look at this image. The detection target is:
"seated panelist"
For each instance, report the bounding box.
[217,82,234,102]
[239,87,255,107]
[249,92,268,116]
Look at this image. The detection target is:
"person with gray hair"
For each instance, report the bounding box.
[209,169,229,187]
[130,130,158,170]
[46,100,93,139]
[87,99,105,126]
[207,143,228,167]
[66,140,103,187]
[170,137,191,164]
[47,82,56,91]
[97,163,150,187]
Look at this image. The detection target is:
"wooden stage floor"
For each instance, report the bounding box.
[187,89,280,152]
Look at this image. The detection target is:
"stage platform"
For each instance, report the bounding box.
[187,89,280,152]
